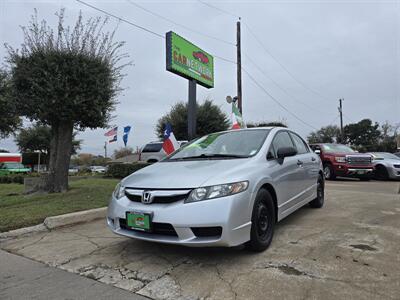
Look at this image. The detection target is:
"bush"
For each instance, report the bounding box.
[105,163,150,179]
[0,174,25,184]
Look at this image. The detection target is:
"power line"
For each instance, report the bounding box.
[77,0,317,131]
[77,0,237,66]
[76,0,165,38]
[242,67,318,130]
[196,0,334,104]
[196,0,240,19]
[126,0,235,46]
[244,53,328,115]
[242,22,333,104]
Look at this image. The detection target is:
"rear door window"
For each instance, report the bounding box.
[142,143,163,153]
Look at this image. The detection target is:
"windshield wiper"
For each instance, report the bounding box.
[169,153,249,160]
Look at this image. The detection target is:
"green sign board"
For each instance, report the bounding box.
[166,31,214,88]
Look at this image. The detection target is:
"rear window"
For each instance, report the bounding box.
[142,143,163,153]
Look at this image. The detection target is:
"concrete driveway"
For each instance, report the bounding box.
[1,180,399,299]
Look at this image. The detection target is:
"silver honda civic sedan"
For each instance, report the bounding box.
[107,127,324,251]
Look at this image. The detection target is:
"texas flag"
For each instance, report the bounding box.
[162,123,179,155]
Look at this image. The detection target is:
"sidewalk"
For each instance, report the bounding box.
[0,250,146,300]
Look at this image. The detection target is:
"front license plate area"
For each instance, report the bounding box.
[126,211,152,232]
[357,170,365,174]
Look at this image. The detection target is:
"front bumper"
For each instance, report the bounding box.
[107,190,253,247]
[333,164,373,177]
[388,167,400,180]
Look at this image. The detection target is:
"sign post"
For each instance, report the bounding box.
[166,31,214,140]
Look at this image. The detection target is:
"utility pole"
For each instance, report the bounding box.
[104,141,107,158]
[236,19,242,115]
[338,98,344,143]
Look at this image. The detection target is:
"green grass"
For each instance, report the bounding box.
[0,178,118,232]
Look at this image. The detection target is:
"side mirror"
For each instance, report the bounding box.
[314,149,321,155]
[277,147,297,159]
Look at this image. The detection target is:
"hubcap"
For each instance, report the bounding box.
[324,166,330,179]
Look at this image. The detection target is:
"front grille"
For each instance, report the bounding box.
[124,189,191,204]
[125,192,189,204]
[119,218,178,236]
[191,226,223,238]
[346,155,371,165]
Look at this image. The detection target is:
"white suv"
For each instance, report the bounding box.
[139,141,187,163]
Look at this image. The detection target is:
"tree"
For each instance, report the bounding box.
[156,99,229,140]
[246,121,287,128]
[15,124,81,156]
[6,10,127,192]
[0,70,21,138]
[375,121,398,152]
[343,119,381,151]
[307,125,340,144]
[113,147,133,159]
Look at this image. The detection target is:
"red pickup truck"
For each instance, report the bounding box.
[309,143,373,181]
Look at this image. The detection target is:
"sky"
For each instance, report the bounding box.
[0,0,399,156]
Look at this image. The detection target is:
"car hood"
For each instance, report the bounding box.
[374,158,400,165]
[122,159,249,189]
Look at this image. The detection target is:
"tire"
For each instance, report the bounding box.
[309,174,325,208]
[323,164,336,180]
[246,189,276,252]
[374,165,389,180]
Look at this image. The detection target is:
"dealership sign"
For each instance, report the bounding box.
[166,31,214,88]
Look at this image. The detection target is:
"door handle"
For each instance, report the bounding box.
[297,160,303,166]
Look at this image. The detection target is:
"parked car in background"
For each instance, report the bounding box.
[90,166,107,174]
[68,167,79,175]
[108,127,324,252]
[0,162,31,175]
[139,141,187,163]
[369,152,400,180]
[309,143,373,181]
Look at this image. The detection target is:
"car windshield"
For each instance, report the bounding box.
[322,144,355,153]
[2,163,25,169]
[167,129,270,160]
[371,153,399,160]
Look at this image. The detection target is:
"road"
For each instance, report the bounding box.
[1,180,399,299]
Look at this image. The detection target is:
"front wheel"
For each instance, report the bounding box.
[323,164,336,180]
[309,174,325,208]
[246,189,276,252]
[374,165,389,180]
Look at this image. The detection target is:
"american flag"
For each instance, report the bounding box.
[104,127,118,137]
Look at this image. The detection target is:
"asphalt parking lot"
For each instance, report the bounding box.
[1,180,399,300]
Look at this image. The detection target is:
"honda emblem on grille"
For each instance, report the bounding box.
[142,191,153,204]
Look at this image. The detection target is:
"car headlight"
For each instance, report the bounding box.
[335,156,346,163]
[185,181,249,203]
[113,183,125,200]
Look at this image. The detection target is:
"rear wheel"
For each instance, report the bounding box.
[374,165,389,180]
[323,164,336,180]
[309,174,324,208]
[246,189,275,252]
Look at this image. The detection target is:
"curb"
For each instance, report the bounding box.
[0,207,107,239]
